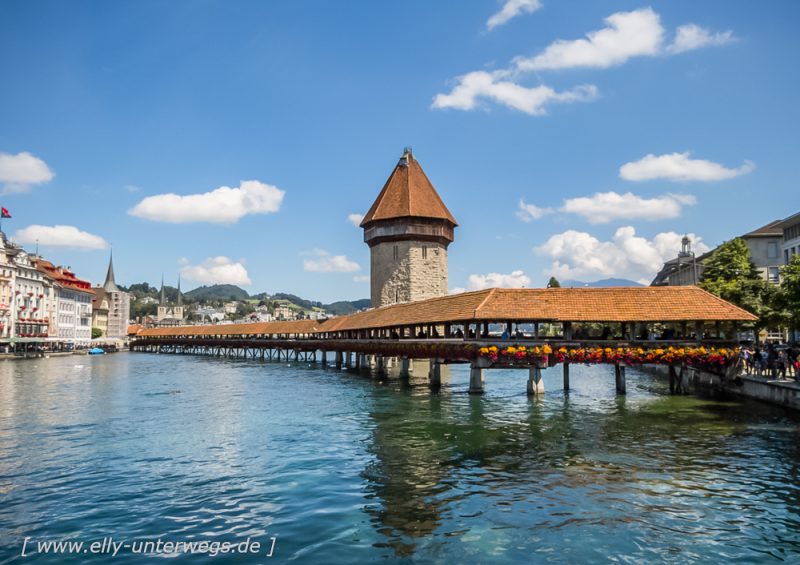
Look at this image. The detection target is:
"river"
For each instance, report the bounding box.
[1,353,799,563]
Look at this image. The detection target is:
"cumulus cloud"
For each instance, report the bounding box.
[516,199,553,222]
[619,152,755,182]
[180,256,251,285]
[347,213,364,227]
[129,180,285,224]
[487,0,542,31]
[515,8,664,71]
[14,224,108,250]
[668,24,734,54]
[0,151,54,193]
[467,270,531,290]
[303,249,361,273]
[450,287,468,295]
[560,191,696,224]
[432,71,597,115]
[535,227,709,284]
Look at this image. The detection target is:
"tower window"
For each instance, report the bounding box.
[393,245,398,260]
[422,246,428,259]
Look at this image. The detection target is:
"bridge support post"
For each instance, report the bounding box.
[354,354,361,370]
[376,355,386,378]
[399,357,410,380]
[335,351,342,370]
[615,363,626,395]
[344,352,351,369]
[527,367,544,395]
[563,363,570,391]
[669,365,677,394]
[469,363,485,395]
[428,359,441,390]
[321,351,327,366]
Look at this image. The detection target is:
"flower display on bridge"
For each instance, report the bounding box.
[479,345,738,368]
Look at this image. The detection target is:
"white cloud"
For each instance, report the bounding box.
[514,8,664,71]
[668,24,734,54]
[347,213,364,227]
[180,256,251,285]
[467,270,531,290]
[487,0,542,31]
[129,180,285,224]
[619,152,754,182]
[432,71,597,115]
[535,227,709,283]
[516,199,553,221]
[450,287,468,295]
[0,152,54,193]
[303,249,361,273]
[560,191,696,224]
[353,275,369,283]
[14,224,108,250]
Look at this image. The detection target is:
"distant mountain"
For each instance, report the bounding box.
[325,299,371,315]
[561,278,644,288]
[184,284,250,301]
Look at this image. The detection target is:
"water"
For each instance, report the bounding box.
[1,354,799,563]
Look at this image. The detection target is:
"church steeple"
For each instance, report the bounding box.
[159,275,166,306]
[177,275,182,306]
[103,251,121,292]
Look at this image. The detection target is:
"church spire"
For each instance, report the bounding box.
[103,251,121,292]
[177,275,182,306]
[159,275,166,306]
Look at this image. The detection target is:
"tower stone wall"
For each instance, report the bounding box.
[371,240,448,307]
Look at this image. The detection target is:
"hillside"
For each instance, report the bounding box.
[184,284,250,301]
[561,278,645,288]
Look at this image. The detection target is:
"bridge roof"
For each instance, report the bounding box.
[136,286,756,338]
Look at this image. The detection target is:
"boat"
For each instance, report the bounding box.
[87,347,105,355]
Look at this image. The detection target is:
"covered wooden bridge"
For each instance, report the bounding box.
[131,286,756,396]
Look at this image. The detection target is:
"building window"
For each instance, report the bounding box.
[767,267,780,284]
[422,246,428,259]
[767,241,778,259]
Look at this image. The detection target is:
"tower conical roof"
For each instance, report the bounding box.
[159,275,166,306]
[361,148,457,227]
[103,252,121,292]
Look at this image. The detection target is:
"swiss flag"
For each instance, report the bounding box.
[1,208,10,219]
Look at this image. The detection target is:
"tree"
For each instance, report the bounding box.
[781,254,800,332]
[91,327,103,339]
[699,237,778,336]
[547,276,561,288]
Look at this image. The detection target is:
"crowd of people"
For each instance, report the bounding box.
[741,344,800,380]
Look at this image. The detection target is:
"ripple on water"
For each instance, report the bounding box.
[0,355,799,563]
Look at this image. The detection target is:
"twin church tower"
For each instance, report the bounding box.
[361,148,457,308]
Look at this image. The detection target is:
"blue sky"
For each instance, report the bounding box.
[1,0,798,302]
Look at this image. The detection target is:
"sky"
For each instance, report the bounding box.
[1,0,798,302]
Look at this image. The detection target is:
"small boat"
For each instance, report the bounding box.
[88,347,106,355]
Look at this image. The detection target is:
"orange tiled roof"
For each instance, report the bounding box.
[127,324,144,336]
[137,286,755,338]
[360,150,457,226]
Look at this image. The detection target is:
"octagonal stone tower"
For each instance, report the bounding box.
[361,148,458,308]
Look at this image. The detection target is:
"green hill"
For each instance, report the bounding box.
[184,284,250,301]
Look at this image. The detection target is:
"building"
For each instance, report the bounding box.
[273,305,295,320]
[156,277,185,327]
[34,259,93,347]
[7,247,52,341]
[780,211,800,265]
[92,254,130,340]
[652,219,786,287]
[360,148,457,308]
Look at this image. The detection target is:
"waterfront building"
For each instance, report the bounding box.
[0,234,16,342]
[91,254,130,340]
[361,148,457,308]
[273,304,295,320]
[7,247,52,341]
[652,218,787,286]
[156,277,185,327]
[34,259,93,347]
[780,211,800,265]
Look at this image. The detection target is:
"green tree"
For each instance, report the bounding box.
[91,327,103,339]
[781,254,800,331]
[699,237,779,336]
[547,276,561,288]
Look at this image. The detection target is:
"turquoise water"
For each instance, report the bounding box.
[1,353,799,563]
